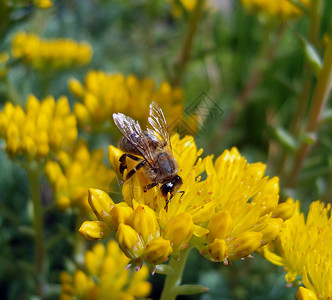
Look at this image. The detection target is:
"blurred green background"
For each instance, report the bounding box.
[1,0,332,299]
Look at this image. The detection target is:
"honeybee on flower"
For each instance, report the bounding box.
[113,102,183,209]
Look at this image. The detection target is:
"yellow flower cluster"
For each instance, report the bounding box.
[240,0,310,20]
[69,70,185,131]
[45,141,116,212]
[0,95,77,159]
[80,134,291,271]
[262,200,332,299]
[60,239,151,300]
[12,32,92,70]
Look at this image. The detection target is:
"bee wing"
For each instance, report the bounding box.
[113,113,155,166]
[148,101,171,150]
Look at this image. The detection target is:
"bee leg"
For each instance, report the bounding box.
[164,194,173,211]
[119,153,142,176]
[143,182,158,192]
[126,160,146,180]
[177,190,185,199]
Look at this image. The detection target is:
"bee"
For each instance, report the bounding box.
[113,102,183,209]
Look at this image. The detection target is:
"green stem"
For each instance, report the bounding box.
[26,161,46,297]
[308,0,323,47]
[160,247,192,300]
[277,0,322,179]
[172,0,205,86]
[288,34,332,186]
[277,73,312,177]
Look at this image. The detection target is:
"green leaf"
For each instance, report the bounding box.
[154,264,174,275]
[174,284,209,296]
[270,126,298,152]
[298,35,322,76]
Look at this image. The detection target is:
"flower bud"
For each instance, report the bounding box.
[201,238,229,263]
[273,198,296,221]
[162,213,194,251]
[132,204,160,244]
[126,281,152,298]
[85,243,105,276]
[73,270,95,296]
[22,136,36,156]
[88,188,114,224]
[254,217,283,245]
[116,223,144,259]
[110,203,134,228]
[74,103,90,126]
[6,139,20,155]
[45,161,62,183]
[69,78,85,99]
[108,145,123,173]
[296,287,318,300]
[55,96,70,116]
[207,210,233,243]
[228,231,263,260]
[259,177,280,215]
[79,221,110,241]
[84,93,99,118]
[143,237,173,265]
[56,196,71,210]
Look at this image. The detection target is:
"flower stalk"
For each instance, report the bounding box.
[308,0,323,47]
[26,161,46,297]
[277,0,323,178]
[160,247,192,300]
[289,33,332,186]
[172,0,205,86]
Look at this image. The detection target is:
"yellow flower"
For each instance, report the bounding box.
[33,0,52,8]
[12,32,92,70]
[143,237,173,265]
[0,95,77,159]
[69,70,187,131]
[240,0,310,20]
[168,0,216,17]
[80,134,285,270]
[60,239,151,300]
[162,213,194,252]
[262,200,332,298]
[45,141,116,212]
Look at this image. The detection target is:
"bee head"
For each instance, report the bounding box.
[160,175,183,197]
